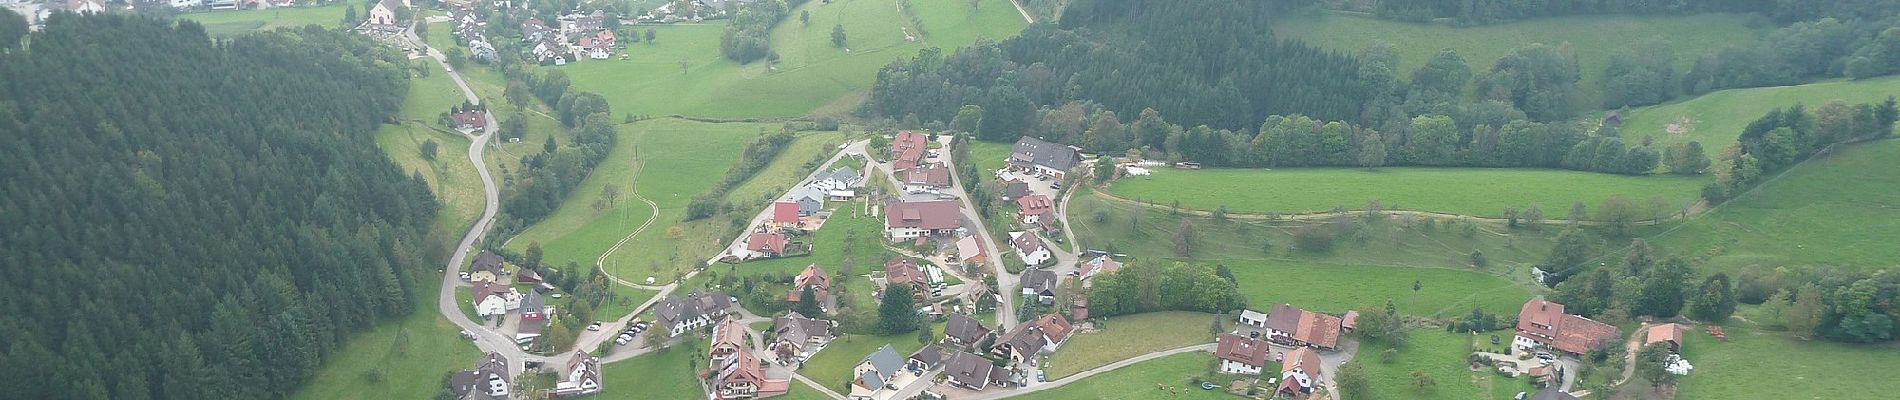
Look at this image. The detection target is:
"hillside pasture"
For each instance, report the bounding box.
[1618,76,1900,148]
[1355,328,1538,400]
[1043,312,1217,380]
[1218,259,1531,318]
[1676,322,1900,399]
[1646,139,1900,271]
[179,4,351,37]
[1275,12,1764,111]
[1029,352,1231,400]
[1105,167,1704,219]
[551,0,1027,118]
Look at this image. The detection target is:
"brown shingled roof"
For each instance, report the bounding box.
[1213,334,1272,368]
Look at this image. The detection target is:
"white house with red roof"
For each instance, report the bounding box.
[1514,298,1620,356]
[890,131,929,171]
[883,199,961,241]
[1213,333,1273,375]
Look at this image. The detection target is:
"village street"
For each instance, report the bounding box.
[707,139,868,265]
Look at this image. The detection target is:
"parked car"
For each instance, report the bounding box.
[1037,370,1046,382]
[587,322,603,331]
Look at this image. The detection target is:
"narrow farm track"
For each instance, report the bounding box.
[594,159,670,290]
[964,343,1215,400]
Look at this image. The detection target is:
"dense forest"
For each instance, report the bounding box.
[1356,0,1900,26]
[0,14,437,399]
[864,0,1900,176]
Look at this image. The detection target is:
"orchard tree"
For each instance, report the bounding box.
[1687,273,1738,322]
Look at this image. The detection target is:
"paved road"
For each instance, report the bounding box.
[962,343,1215,400]
[406,22,549,374]
[1005,0,1034,23]
[929,136,1018,330]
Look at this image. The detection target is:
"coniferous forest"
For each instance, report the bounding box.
[0,14,436,400]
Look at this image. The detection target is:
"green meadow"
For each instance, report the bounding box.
[1043,312,1217,380]
[1676,322,1900,399]
[179,4,351,37]
[800,331,928,393]
[1031,352,1232,400]
[1355,328,1540,400]
[1106,167,1705,218]
[547,0,1027,118]
[1275,12,1764,110]
[1647,139,1900,272]
[1619,76,1900,148]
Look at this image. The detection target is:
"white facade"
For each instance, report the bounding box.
[475,294,506,317]
[668,315,711,337]
[1017,244,1050,266]
[169,0,203,9]
[886,227,926,241]
[1221,359,1263,375]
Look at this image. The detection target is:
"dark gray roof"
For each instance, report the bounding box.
[944,314,991,344]
[1009,136,1081,172]
[520,292,544,314]
[658,290,730,326]
[1022,270,1057,294]
[862,344,903,377]
[1004,181,1029,198]
[472,251,504,273]
[773,312,832,344]
[909,344,947,367]
[945,351,1001,389]
[1265,303,1303,334]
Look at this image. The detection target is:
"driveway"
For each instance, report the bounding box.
[926,136,1018,330]
[708,140,866,265]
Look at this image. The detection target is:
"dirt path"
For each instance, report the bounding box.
[1006,0,1035,23]
[962,343,1215,400]
[595,160,670,290]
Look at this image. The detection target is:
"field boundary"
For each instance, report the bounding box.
[1089,184,1707,226]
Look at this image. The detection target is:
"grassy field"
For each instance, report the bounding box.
[549,0,1027,118]
[1069,186,1562,272]
[291,274,481,400]
[1619,76,1900,149]
[727,131,846,206]
[1354,328,1537,400]
[1043,312,1217,379]
[1275,12,1763,111]
[1106,167,1704,218]
[966,140,1014,172]
[178,4,350,37]
[1030,352,1231,400]
[1676,322,1900,399]
[1221,259,1531,318]
[591,344,705,399]
[800,332,927,393]
[1646,139,1900,272]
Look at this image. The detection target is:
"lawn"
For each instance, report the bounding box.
[1030,352,1232,400]
[1069,186,1562,272]
[1106,167,1705,218]
[291,274,482,400]
[727,131,846,207]
[551,0,1027,118]
[178,4,351,37]
[1221,259,1532,318]
[509,119,772,284]
[589,344,705,399]
[1275,12,1764,111]
[1043,312,1218,379]
[1353,328,1536,400]
[1675,323,1900,399]
[1618,76,1900,149]
[965,139,1014,172]
[1646,139,1900,272]
[799,331,927,393]
[589,284,661,321]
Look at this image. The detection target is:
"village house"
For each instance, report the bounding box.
[468,251,505,282]
[516,292,547,342]
[656,290,734,337]
[713,349,790,399]
[1513,298,1620,356]
[1008,231,1052,266]
[848,345,904,400]
[786,264,830,303]
[1077,255,1120,283]
[944,350,1012,390]
[521,18,552,42]
[770,312,834,362]
[890,131,929,171]
[942,313,992,349]
[1000,179,1030,201]
[771,200,801,228]
[809,166,862,194]
[883,257,931,299]
[1213,333,1273,375]
[367,0,402,26]
[515,268,543,284]
[446,352,510,400]
[907,343,948,371]
[468,40,498,63]
[469,282,519,318]
[744,231,789,259]
[1014,194,1055,229]
[450,109,486,131]
[1342,310,1360,333]
[67,0,106,14]
[883,199,961,241]
[902,162,952,193]
[785,186,826,216]
[1277,347,1324,398]
[1007,136,1082,180]
[1020,269,1058,305]
[1262,304,1343,349]
[549,350,603,397]
[950,235,986,268]
[710,318,748,366]
[1646,323,1685,353]
[989,313,1072,364]
[1238,309,1269,330]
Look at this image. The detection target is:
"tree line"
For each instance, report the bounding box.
[1705,98,1896,202]
[1084,261,1246,318]
[0,14,437,399]
[493,69,620,234]
[1360,0,1900,26]
[720,0,807,63]
[685,130,797,220]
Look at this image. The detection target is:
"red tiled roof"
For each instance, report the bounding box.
[1295,312,1342,349]
[884,199,961,231]
[1036,313,1072,343]
[884,258,926,287]
[1213,334,1272,368]
[1015,194,1054,217]
[772,201,800,225]
[788,264,830,302]
[1552,314,1618,354]
[1341,311,1360,330]
[905,162,952,187]
[1518,298,1564,339]
[892,131,928,170]
[746,232,787,254]
[1079,256,1119,279]
[1282,347,1322,376]
[1646,323,1684,347]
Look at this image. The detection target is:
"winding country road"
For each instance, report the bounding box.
[404,23,549,374]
